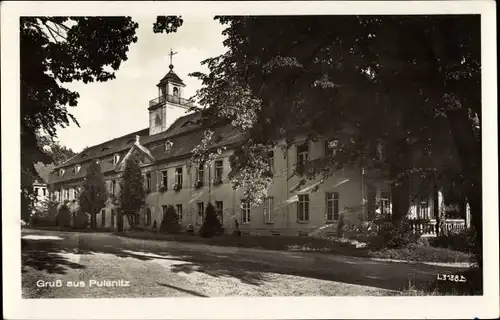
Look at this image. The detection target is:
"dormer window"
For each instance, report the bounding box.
[81,153,88,159]
[74,164,81,174]
[59,169,65,177]
[165,140,174,152]
[112,153,120,165]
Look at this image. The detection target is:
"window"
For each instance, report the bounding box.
[101,209,106,226]
[111,209,115,227]
[196,164,204,183]
[175,167,183,187]
[113,153,120,164]
[296,143,309,167]
[165,140,173,152]
[173,87,179,96]
[145,173,151,191]
[196,202,204,225]
[69,188,74,200]
[241,200,251,224]
[176,204,183,221]
[59,169,65,177]
[161,170,168,187]
[162,205,168,215]
[42,188,47,196]
[110,180,116,195]
[214,160,223,182]
[267,151,274,174]
[134,213,140,225]
[74,164,81,174]
[145,208,152,225]
[326,192,339,221]
[325,139,339,157]
[264,197,274,224]
[215,201,223,223]
[34,187,39,195]
[380,191,391,215]
[297,195,310,222]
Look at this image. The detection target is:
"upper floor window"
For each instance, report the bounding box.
[196,163,204,183]
[112,153,120,165]
[161,170,168,187]
[326,192,339,221]
[145,173,151,191]
[325,139,339,158]
[297,194,310,223]
[175,167,183,186]
[296,143,309,167]
[214,160,223,182]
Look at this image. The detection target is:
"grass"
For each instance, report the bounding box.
[369,244,472,263]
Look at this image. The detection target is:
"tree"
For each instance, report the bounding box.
[199,202,223,238]
[159,205,181,234]
[190,16,481,261]
[56,202,72,228]
[79,160,107,228]
[37,136,78,165]
[118,154,146,230]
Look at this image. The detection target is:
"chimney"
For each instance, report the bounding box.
[135,135,140,143]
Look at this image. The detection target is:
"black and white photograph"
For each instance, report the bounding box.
[2,1,498,319]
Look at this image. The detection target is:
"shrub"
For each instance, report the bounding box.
[159,205,181,234]
[56,204,72,228]
[199,203,223,238]
[336,213,346,238]
[429,228,476,253]
[232,229,242,236]
[73,210,90,229]
[186,224,194,235]
[374,218,419,249]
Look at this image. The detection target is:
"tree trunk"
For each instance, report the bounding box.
[389,139,411,225]
[446,109,482,266]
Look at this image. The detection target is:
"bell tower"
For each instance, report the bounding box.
[148,49,192,135]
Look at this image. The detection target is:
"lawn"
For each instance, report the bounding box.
[115,230,473,264]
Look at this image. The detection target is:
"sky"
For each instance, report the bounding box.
[56,16,226,153]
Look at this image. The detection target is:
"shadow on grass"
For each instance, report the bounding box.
[156,282,208,297]
[21,229,479,294]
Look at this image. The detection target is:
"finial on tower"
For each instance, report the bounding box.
[168,49,177,70]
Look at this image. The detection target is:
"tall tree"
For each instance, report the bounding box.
[78,160,108,228]
[118,154,146,230]
[190,16,481,259]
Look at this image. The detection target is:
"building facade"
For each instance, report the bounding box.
[48,62,466,236]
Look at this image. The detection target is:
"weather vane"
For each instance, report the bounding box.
[169,49,177,69]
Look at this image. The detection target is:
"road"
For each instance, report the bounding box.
[21,229,467,298]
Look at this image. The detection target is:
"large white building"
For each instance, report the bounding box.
[48,61,468,236]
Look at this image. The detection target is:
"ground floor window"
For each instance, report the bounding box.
[325,192,339,221]
[241,200,251,224]
[297,195,310,222]
[381,191,391,215]
[197,202,204,225]
[176,204,183,222]
[101,209,106,226]
[145,208,151,225]
[419,199,430,219]
[263,197,274,223]
[215,201,223,224]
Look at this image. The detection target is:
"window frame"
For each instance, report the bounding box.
[296,143,309,168]
[175,167,183,187]
[215,201,224,223]
[380,191,391,215]
[214,160,224,181]
[113,153,120,165]
[161,170,168,187]
[263,197,274,224]
[325,192,339,221]
[297,194,310,223]
[241,200,251,224]
[196,202,204,225]
[176,204,183,222]
[196,163,204,183]
[145,173,151,191]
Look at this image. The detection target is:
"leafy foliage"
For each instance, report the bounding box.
[153,16,183,34]
[56,203,72,228]
[78,160,107,228]
[159,205,181,234]
[118,155,146,229]
[199,203,223,238]
[429,228,476,253]
[73,210,90,229]
[20,17,138,219]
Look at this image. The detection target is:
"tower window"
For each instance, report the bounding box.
[173,87,179,96]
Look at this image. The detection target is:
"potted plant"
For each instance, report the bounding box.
[172,183,182,192]
[159,185,167,193]
[193,180,203,189]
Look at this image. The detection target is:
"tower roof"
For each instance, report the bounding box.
[158,64,185,86]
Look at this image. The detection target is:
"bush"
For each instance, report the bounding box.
[56,204,72,228]
[159,205,181,234]
[232,229,242,236]
[336,213,346,238]
[73,210,89,229]
[429,228,476,253]
[199,203,223,238]
[374,218,419,249]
